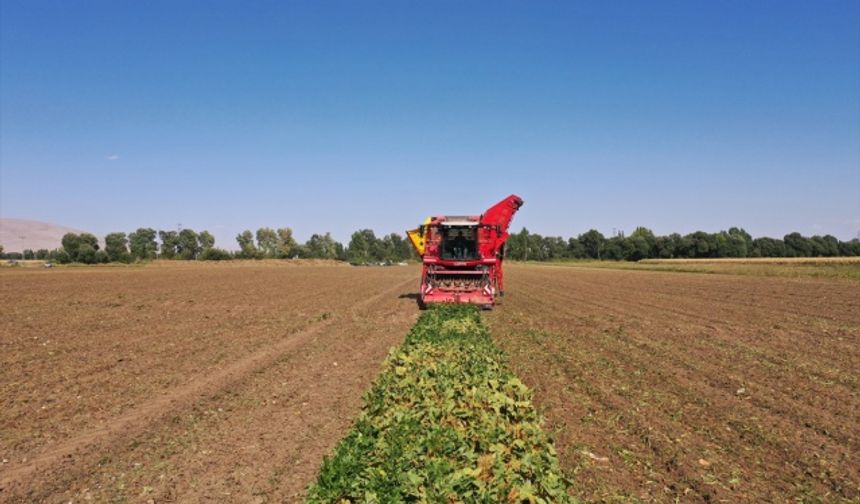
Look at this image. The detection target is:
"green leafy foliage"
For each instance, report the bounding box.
[505,227,860,261]
[347,229,415,264]
[198,247,232,261]
[307,306,573,503]
[104,232,131,263]
[129,228,158,260]
[159,230,180,259]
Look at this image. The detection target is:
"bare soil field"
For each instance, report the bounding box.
[0,262,419,502]
[639,257,860,265]
[3,261,859,502]
[486,264,860,502]
[540,258,860,280]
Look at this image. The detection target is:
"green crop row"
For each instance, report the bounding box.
[306,305,573,503]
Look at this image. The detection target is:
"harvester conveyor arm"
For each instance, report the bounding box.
[480,194,524,235]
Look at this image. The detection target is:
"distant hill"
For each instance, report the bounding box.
[0,219,91,253]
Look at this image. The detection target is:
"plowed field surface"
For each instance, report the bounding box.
[485,264,860,502]
[4,261,859,502]
[0,262,419,502]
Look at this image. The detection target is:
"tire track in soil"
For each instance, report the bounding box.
[529,268,860,395]
[486,265,860,502]
[0,276,417,501]
[132,281,420,503]
[559,265,860,325]
[523,285,858,500]
[1,267,349,459]
[531,278,860,432]
[510,286,726,501]
[528,273,860,459]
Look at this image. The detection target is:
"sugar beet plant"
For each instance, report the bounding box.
[306,305,572,503]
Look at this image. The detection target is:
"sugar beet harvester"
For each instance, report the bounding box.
[406,195,524,308]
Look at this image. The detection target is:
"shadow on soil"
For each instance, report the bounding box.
[398,293,425,310]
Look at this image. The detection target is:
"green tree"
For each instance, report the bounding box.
[621,235,649,261]
[387,233,412,261]
[335,241,347,261]
[256,227,279,258]
[566,237,585,259]
[177,229,200,259]
[375,234,394,261]
[276,228,297,258]
[751,237,785,257]
[199,247,232,260]
[306,232,340,259]
[79,233,99,251]
[35,249,49,260]
[291,243,310,258]
[347,229,377,264]
[159,230,179,259]
[198,230,215,250]
[784,232,812,257]
[839,239,860,256]
[673,234,694,258]
[628,227,656,260]
[504,228,525,260]
[655,235,678,258]
[23,249,35,260]
[77,243,97,264]
[578,229,605,260]
[526,229,546,261]
[105,232,130,262]
[129,228,158,260]
[511,228,533,261]
[53,248,71,264]
[95,249,109,263]
[543,236,567,260]
[812,235,840,257]
[728,227,752,257]
[603,236,625,260]
[236,230,258,259]
[61,233,82,261]
[688,231,713,258]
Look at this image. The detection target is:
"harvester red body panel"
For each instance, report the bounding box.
[407,195,523,308]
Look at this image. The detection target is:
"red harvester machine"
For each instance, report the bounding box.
[406,195,524,308]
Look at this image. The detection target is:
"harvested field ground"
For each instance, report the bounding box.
[0,262,418,502]
[639,257,860,265]
[636,257,860,280]
[486,263,860,502]
[3,261,859,502]
[537,258,860,279]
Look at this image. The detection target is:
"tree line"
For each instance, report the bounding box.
[504,227,860,261]
[0,227,416,264]
[234,227,413,263]
[2,226,858,264]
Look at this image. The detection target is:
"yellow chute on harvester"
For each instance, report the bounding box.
[406,217,432,256]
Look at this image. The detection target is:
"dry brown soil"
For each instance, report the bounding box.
[486,264,860,502]
[0,262,418,503]
[4,261,859,503]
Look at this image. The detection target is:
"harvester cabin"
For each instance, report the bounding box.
[439,220,478,261]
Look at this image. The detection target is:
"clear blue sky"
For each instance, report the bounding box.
[2,1,859,248]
